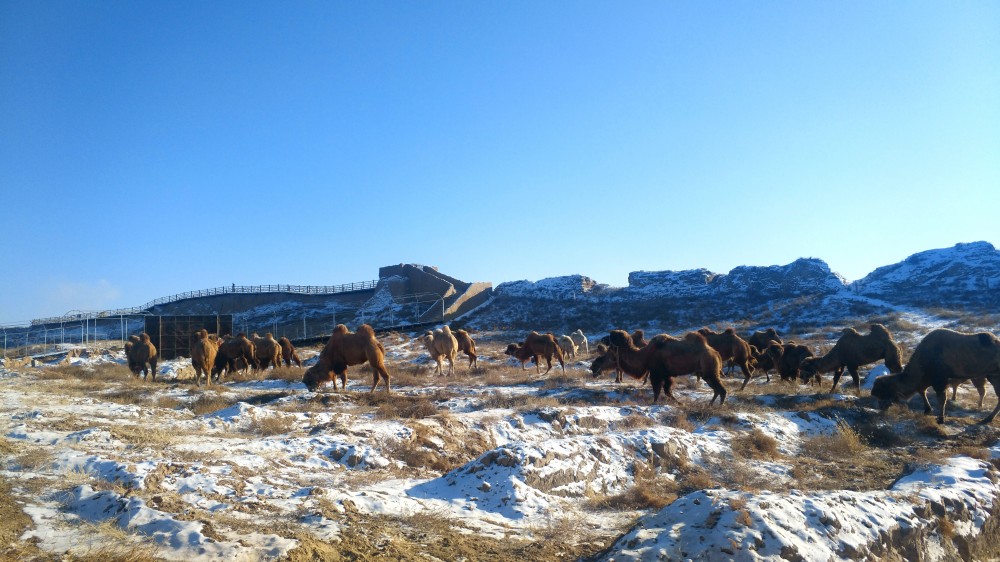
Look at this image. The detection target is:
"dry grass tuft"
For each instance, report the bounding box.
[802,423,867,459]
[189,392,237,416]
[614,414,657,431]
[730,429,781,460]
[110,424,177,450]
[266,366,304,384]
[244,415,297,436]
[360,393,442,420]
[586,457,682,511]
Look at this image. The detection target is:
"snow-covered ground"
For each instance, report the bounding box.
[2,329,999,561]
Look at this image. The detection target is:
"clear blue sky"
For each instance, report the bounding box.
[2,1,998,322]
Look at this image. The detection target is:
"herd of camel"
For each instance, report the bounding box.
[116,321,1000,426]
[123,330,302,387]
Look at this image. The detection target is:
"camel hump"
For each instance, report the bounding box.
[265,332,274,339]
[332,324,349,335]
[977,332,997,347]
[140,333,151,343]
[723,328,736,335]
[608,330,632,347]
[869,324,891,338]
[841,327,862,338]
[684,331,708,345]
[441,325,452,335]
[356,324,376,338]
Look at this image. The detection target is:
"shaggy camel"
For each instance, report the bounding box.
[422,326,459,376]
[558,335,578,359]
[214,334,257,380]
[747,328,782,354]
[278,337,302,367]
[302,324,390,392]
[252,333,283,372]
[124,335,140,374]
[592,331,651,383]
[798,324,903,392]
[504,332,565,375]
[747,328,782,375]
[570,329,589,355]
[603,330,727,405]
[452,329,478,370]
[697,328,756,390]
[871,329,1000,424]
[599,330,648,348]
[590,340,653,384]
[765,342,815,383]
[190,330,218,387]
[129,333,158,381]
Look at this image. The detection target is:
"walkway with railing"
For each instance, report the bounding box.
[28,281,379,326]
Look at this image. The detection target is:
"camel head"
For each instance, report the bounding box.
[589,350,617,377]
[870,373,903,410]
[797,356,821,383]
[504,343,519,356]
[302,364,326,392]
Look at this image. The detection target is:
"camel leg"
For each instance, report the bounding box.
[661,376,678,403]
[739,364,753,391]
[976,379,1000,424]
[921,389,934,414]
[849,367,861,393]
[706,372,728,405]
[974,379,986,409]
[829,367,845,393]
[951,383,959,401]
[935,387,949,424]
[651,375,664,404]
[541,355,553,375]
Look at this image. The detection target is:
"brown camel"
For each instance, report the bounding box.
[872,329,1000,424]
[765,342,815,383]
[278,337,302,367]
[697,328,756,390]
[190,329,218,387]
[504,332,565,375]
[604,330,727,405]
[422,326,459,376]
[128,333,158,381]
[302,324,390,392]
[214,333,257,380]
[747,328,782,375]
[590,341,652,384]
[452,329,478,370]
[593,330,649,383]
[252,333,283,372]
[798,324,903,392]
[124,335,140,374]
[747,328,782,353]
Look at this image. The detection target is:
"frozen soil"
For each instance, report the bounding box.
[2,332,1000,561]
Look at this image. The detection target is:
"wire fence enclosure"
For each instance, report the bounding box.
[2,289,449,360]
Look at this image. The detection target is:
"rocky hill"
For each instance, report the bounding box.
[460,242,1000,335]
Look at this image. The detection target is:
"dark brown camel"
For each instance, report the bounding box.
[697,328,756,390]
[603,330,727,405]
[872,329,1000,424]
[798,323,903,392]
[765,342,815,383]
[504,332,564,375]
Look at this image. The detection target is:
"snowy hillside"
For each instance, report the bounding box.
[465,242,999,334]
[3,327,1000,560]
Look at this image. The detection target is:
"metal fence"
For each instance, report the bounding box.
[28,281,378,326]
